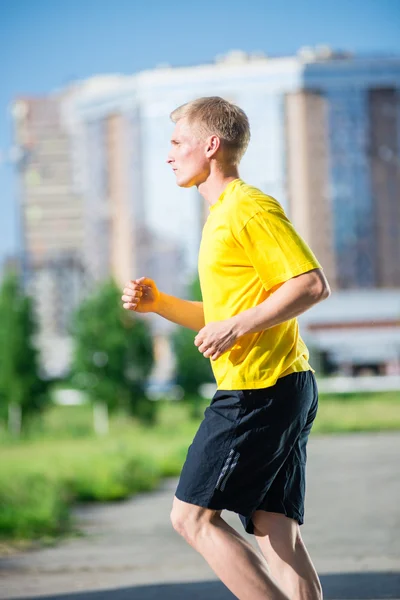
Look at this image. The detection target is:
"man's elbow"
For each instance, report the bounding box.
[314,271,331,302]
[307,269,331,303]
[319,282,331,301]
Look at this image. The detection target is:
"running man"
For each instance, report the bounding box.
[122,96,330,600]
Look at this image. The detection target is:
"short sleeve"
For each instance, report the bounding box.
[239,210,322,291]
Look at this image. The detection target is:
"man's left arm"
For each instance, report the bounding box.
[194,268,330,360]
[233,267,330,336]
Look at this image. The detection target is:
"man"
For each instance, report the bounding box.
[122,96,330,600]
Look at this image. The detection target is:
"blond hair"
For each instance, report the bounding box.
[170,96,250,165]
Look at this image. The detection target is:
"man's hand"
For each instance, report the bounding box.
[121,277,161,313]
[194,319,240,361]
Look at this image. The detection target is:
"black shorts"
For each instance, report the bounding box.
[175,370,318,534]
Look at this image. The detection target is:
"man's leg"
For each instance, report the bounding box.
[171,497,290,600]
[253,510,322,600]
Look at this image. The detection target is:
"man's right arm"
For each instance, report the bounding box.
[122,277,205,332]
[155,293,205,332]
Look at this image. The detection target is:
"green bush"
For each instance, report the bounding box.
[0,472,69,539]
[65,453,160,502]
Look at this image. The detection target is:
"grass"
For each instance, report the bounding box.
[315,391,400,433]
[0,389,399,545]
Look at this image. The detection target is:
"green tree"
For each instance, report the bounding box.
[0,270,49,435]
[172,275,214,402]
[69,279,155,430]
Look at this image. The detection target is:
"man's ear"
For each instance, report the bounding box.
[205,135,221,158]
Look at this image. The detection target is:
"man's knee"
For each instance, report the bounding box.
[170,503,191,540]
[170,496,216,546]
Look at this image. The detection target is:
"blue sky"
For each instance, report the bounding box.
[1,0,400,265]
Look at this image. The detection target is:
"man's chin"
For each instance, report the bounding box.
[175,177,195,188]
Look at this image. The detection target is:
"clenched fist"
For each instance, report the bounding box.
[121,277,161,313]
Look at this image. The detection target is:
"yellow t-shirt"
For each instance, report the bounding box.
[198,178,322,390]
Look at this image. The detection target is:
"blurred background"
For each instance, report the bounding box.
[0,0,400,591]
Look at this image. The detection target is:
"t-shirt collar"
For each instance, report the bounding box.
[209,178,241,212]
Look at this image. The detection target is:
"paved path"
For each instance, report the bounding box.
[1,433,400,600]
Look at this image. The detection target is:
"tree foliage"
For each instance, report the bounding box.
[0,270,49,430]
[69,279,156,423]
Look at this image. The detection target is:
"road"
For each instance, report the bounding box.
[1,433,399,600]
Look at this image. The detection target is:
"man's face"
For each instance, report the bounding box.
[167,118,210,187]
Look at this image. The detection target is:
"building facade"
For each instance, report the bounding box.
[12,94,87,375]
[70,49,400,296]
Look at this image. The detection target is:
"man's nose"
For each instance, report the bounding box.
[166,154,174,164]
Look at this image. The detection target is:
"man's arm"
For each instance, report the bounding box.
[156,293,205,332]
[122,277,204,331]
[232,268,330,337]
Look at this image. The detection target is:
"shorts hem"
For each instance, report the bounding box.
[241,508,304,535]
[175,488,258,515]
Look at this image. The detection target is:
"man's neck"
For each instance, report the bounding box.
[197,167,240,208]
